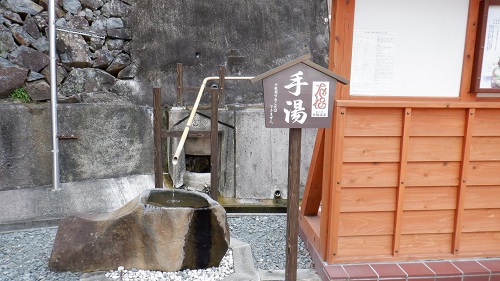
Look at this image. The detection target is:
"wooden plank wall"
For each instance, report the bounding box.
[328,105,500,262]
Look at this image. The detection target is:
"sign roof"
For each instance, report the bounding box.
[250,54,350,85]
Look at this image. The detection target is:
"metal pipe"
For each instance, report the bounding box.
[172,76,254,165]
[49,0,60,191]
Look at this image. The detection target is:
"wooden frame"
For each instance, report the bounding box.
[300,0,500,264]
[472,0,500,93]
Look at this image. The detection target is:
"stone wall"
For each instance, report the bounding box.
[0,0,329,105]
[0,0,135,101]
[0,0,329,196]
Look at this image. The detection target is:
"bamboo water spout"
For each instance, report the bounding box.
[172,76,254,165]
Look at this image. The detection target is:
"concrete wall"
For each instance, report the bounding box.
[0,103,154,191]
[128,0,330,106]
[167,107,317,199]
[0,0,329,224]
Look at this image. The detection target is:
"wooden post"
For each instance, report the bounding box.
[176,63,183,106]
[153,87,163,189]
[210,88,219,201]
[219,66,225,106]
[285,128,301,281]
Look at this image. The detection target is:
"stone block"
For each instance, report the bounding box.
[49,189,230,272]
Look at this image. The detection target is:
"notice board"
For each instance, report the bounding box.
[350,0,469,97]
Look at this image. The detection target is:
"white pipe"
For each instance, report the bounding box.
[172,76,254,165]
[49,0,60,191]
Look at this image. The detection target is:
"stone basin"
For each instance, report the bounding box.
[48,189,230,272]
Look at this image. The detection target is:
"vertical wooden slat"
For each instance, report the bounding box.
[176,63,183,106]
[301,128,325,216]
[218,66,225,106]
[285,128,302,281]
[327,107,346,263]
[393,108,412,256]
[453,108,475,253]
[460,0,480,101]
[320,0,355,261]
[210,88,219,201]
[329,0,355,100]
[320,125,334,260]
[153,87,163,189]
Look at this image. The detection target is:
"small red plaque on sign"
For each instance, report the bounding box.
[251,55,349,128]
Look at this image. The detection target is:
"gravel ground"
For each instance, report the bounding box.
[0,214,313,281]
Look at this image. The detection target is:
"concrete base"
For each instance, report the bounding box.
[0,174,154,229]
[168,107,317,200]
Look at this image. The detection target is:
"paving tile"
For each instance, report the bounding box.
[398,262,435,278]
[462,275,489,281]
[370,263,407,279]
[343,264,378,280]
[324,265,349,280]
[452,260,490,275]
[407,278,434,281]
[434,277,462,281]
[490,273,500,281]
[477,259,500,274]
[425,261,462,276]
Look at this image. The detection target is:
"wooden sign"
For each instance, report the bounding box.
[252,54,348,281]
[252,54,349,128]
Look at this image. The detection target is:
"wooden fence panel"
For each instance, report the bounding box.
[342,163,399,187]
[399,234,453,255]
[470,137,500,161]
[340,187,396,212]
[401,210,455,234]
[344,108,403,137]
[460,232,500,253]
[406,162,461,186]
[337,235,393,257]
[472,109,500,136]
[410,108,466,136]
[464,186,500,209]
[467,162,500,185]
[339,212,394,236]
[462,209,500,232]
[407,137,463,162]
[403,186,457,211]
[343,136,401,162]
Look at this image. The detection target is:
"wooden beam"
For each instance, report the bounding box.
[320,123,334,260]
[285,128,302,281]
[329,0,355,100]
[460,0,480,101]
[219,66,226,106]
[161,130,211,138]
[327,106,346,263]
[153,87,163,189]
[337,100,500,109]
[301,128,325,216]
[176,63,183,106]
[393,107,412,257]
[210,88,219,201]
[453,108,475,254]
